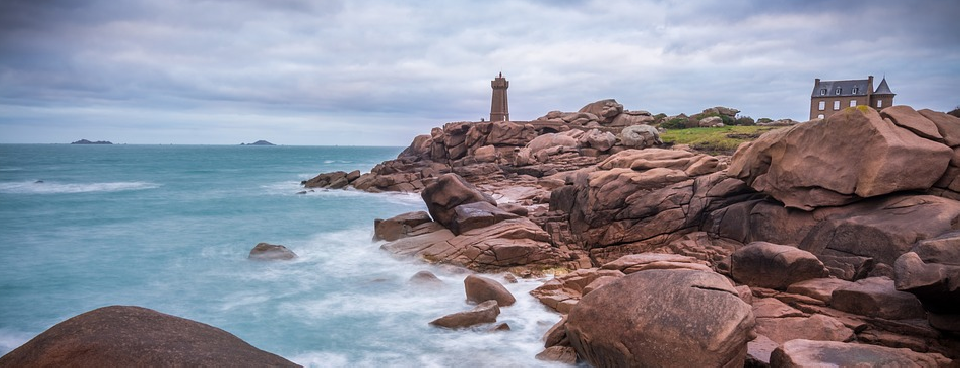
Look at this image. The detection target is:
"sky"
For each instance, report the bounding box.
[1,0,958,145]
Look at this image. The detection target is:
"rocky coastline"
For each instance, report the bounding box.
[6,100,960,366]
[313,101,960,366]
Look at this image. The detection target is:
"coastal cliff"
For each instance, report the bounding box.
[308,101,960,366]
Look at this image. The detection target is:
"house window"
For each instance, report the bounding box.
[852,87,859,94]
[834,101,841,110]
[877,100,883,108]
[850,100,857,107]
[820,89,827,96]
[817,114,824,119]
[835,88,842,95]
[818,101,825,110]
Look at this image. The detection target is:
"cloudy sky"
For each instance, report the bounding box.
[1,0,958,145]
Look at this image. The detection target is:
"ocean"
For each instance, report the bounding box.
[0,144,564,367]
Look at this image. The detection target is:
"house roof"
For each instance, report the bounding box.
[874,78,895,95]
[812,79,870,98]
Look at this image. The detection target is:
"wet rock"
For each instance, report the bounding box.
[464,274,516,307]
[248,243,297,261]
[535,346,578,365]
[429,300,500,329]
[565,269,755,367]
[0,306,299,367]
[374,211,433,241]
[730,242,827,290]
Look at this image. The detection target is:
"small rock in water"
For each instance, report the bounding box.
[429,300,500,329]
[488,322,510,332]
[464,274,516,306]
[34,180,43,184]
[503,273,518,283]
[247,243,297,261]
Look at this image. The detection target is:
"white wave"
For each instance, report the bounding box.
[0,329,33,356]
[0,181,160,194]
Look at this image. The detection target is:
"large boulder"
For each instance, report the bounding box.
[770,339,950,367]
[0,306,299,367]
[565,269,755,367]
[579,129,617,152]
[729,106,953,210]
[420,173,496,229]
[730,242,827,290]
[464,274,516,307]
[526,133,580,155]
[893,231,960,333]
[620,124,662,148]
[579,99,623,124]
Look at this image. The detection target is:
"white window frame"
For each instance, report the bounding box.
[818,101,825,110]
[852,87,859,94]
[817,114,824,119]
[820,89,827,96]
[834,101,841,110]
[835,88,842,95]
[877,100,883,108]
[850,100,857,107]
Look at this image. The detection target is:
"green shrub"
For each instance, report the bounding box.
[757,118,773,124]
[661,117,689,130]
[735,116,755,126]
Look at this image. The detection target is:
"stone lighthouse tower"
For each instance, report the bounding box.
[490,72,509,122]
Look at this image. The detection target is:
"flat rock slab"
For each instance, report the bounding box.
[786,277,856,304]
[831,277,926,320]
[730,242,827,290]
[771,339,950,367]
[755,314,854,344]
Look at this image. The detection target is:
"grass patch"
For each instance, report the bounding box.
[660,125,785,155]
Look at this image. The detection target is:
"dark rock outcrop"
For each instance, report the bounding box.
[0,306,299,367]
[421,173,497,232]
[373,211,433,241]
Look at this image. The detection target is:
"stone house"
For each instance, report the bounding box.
[809,76,895,120]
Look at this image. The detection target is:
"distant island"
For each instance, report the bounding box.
[71,139,113,144]
[240,140,276,146]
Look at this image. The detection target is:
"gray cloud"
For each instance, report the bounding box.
[1,0,958,144]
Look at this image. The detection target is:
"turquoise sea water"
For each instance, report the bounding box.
[0,144,563,367]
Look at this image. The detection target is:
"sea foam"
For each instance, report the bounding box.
[0,181,160,194]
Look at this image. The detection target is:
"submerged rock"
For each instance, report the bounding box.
[248,242,297,260]
[0,306,299,367]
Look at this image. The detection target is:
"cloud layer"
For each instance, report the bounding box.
[1,0,958,144]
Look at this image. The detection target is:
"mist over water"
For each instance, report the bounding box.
[0,144,565,367]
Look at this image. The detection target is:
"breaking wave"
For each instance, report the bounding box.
[0,181,160,194]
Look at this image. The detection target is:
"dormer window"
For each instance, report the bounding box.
[852,87,859,94]
[835,88,842,95]
[820,89,827,95]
